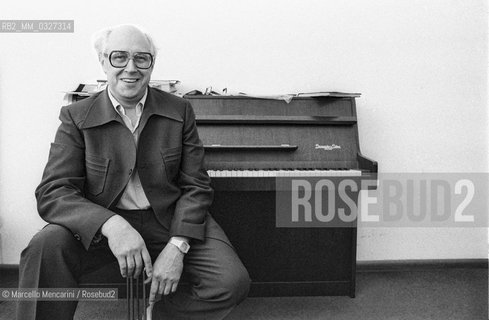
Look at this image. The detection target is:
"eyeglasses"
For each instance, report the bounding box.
[106,51,154,69]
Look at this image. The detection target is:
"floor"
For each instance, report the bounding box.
[1,267,487,319]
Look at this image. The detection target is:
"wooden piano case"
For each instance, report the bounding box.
[186,95,377,297]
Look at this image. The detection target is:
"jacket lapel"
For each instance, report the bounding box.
[138,87,183,131]
[79,89,124,129]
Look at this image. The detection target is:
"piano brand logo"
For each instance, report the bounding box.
[315,144,341,151]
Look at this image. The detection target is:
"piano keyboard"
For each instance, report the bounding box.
[207,169,362,177]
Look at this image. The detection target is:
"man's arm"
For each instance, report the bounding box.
[36,105,152,278]
[36,105,116,249]
[149,100,211,301]
[168,100,214,240]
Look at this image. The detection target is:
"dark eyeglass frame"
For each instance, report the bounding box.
[106,50,154,69]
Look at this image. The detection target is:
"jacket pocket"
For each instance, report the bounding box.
[85,154,110,196]
[161,146,182,182]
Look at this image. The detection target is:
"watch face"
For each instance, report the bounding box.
[181,242,190,253]
[171,239,190,253]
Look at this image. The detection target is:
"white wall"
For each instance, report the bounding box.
[0,0,487,264]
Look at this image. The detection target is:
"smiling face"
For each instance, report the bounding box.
[101,26,154,107]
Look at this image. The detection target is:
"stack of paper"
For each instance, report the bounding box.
[63,80,180,104]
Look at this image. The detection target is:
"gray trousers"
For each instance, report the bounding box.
[17,209,250,320]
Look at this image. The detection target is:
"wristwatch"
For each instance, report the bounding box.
[169,238,190,254]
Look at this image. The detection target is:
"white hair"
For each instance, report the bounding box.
[91,24,158,61]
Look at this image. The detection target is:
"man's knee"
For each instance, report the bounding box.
[230,265,251,304]
[21,224,81,262]
[217,262,251,305]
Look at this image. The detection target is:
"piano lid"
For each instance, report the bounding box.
[185,95,376,172]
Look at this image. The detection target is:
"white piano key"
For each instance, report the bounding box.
[207,169,362,177]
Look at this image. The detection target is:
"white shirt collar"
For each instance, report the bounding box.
[107,87,148,114]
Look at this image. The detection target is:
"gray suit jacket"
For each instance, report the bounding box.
[36,87,219,249]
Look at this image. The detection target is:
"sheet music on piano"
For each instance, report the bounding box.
[232,91,361,103]
[296,91,361,98]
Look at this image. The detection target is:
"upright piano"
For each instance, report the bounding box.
[186,94,377,298]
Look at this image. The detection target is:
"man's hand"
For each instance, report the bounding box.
[101,215,153,279]
[148,240,186,303]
